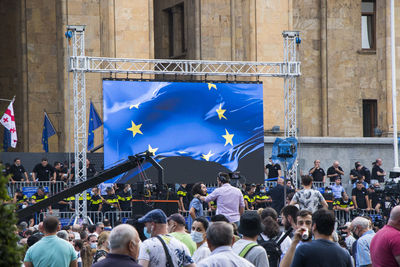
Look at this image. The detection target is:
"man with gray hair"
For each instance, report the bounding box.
[198,221,255,267]
[351,216,375,267]
[92,224,141,267]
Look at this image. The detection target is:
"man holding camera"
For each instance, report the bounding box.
[196,172,244,224]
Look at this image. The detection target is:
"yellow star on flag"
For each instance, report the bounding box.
[148,144,158,156]
[208,83,217,90]
[126,121,143,138]
[216,104,227,120]
[201,151,214,161]
[222,129,234,146]
[129,103,140,109]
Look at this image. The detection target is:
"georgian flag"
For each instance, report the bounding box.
[0,100,17,148]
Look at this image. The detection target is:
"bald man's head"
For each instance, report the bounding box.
[389,206,400,224]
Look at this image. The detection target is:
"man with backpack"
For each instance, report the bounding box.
[232,212,269,267]
[258,208,293,267]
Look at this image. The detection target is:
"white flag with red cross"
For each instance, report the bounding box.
[0,100,17,148]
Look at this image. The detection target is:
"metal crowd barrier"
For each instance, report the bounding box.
[7,181,76,198]
[37,211,104,225]
[334,209,382,225]
[103,211,133,227]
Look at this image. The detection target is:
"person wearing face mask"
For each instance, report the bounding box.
[92,231,110,264]
[138,209,195,267]
[92,224,142,267]
[350,216,375,267]
[167,213,197,255]
[191,217,211,263]
[255,185,270,209]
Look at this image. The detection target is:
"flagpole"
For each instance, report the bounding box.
[0,95,15,102]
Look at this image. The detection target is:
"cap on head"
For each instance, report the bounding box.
[138,209,167,224]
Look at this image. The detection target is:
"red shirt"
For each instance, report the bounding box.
[370,225,400,267]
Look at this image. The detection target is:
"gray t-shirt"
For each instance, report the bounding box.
[232,239,270,267]
[292,189,325,213]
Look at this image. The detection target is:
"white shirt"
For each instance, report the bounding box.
[138,234,194,267]
[260,232,292,257]
[197,246,255,267]
[232,239,269,267]
[192,242,211,263]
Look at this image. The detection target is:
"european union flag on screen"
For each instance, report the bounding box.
[103,81,264,183]
[88,101,103,150]
[3,127,10,152]
[42,112,56,152]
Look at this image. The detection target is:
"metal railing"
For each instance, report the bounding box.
[7,181,76,198]
[103,211,133,227]
[37,211,103,225]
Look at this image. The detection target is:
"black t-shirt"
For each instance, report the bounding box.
[351,187,368,209]
[267,184,294,213]
[291,239,353,267]
[360,166,371,183]
[33,164,55,181]
[265,163,281,178]
[327,166,344,182]
[309,167,325,182]
[9,164,26,181]
[87,164,96,178]
[368,191,382,209]
[349,169,361,184]
[372,165,385,182]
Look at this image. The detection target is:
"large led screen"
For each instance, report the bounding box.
[103,80,264,183]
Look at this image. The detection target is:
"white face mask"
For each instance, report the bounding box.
[90,242,97,249]
[190,231,204,243]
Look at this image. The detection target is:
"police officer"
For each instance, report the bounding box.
[117,184,133,211]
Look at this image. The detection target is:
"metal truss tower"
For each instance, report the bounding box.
[67,26,301,220]
[67,25,88,222]
[283,31,300,187]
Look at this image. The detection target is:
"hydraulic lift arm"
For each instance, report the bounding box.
[17,151,163,219]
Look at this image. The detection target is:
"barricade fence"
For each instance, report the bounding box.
[37,211,103,226]
[8,181,76,198]
[35,207,383,228]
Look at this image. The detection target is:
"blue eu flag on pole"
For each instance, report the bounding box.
[3,127,10,152]
[103,81,264,183]
[42,112,56,152]
[88,101,103,150]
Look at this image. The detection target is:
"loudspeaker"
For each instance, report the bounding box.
[131,200,179,217]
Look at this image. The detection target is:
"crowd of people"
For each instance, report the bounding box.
[9,169,400,267]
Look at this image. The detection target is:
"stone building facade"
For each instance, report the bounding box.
[0,0,399,152]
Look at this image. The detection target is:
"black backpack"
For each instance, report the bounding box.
[257,228,293,267]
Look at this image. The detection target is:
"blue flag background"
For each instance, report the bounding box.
[42,112,56,153]
[103,81,264,183]
[88,101,103,150]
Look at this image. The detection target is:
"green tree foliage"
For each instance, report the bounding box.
[0,164,23,265]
